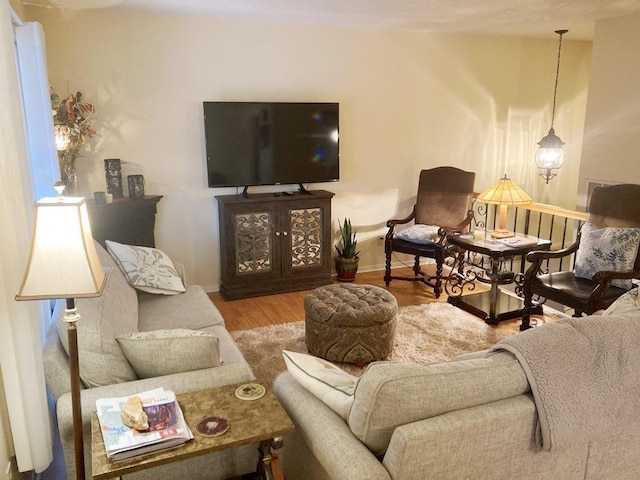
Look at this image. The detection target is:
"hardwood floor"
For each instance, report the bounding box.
[208,266,552,335]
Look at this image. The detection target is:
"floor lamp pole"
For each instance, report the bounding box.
[64,298,85,480]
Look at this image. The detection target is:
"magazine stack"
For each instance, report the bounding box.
[96,387,193,462]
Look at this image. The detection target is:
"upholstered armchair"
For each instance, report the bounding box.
[384,166,475,298]
[521,183,640,329]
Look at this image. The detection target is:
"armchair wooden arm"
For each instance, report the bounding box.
[524,240,580,280]
[592,269,640,282]
[525,240,580,263]
[437,209,475,245]
[386,208,416,228]
[588,269,640,312]
[385,207,416,241]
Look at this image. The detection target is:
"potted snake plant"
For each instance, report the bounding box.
[334,218,359,281]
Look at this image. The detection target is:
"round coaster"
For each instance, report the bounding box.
[235,383,266,401]
[196,416,230,437]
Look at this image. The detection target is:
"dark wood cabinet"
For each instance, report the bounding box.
[86,195,162,248]
[216,190,334,299]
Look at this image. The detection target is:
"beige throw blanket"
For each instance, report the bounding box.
[491,314,640,451]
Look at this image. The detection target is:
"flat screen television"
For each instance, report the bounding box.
[203,101,340,189]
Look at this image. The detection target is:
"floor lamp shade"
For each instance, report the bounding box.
[16,197,105,300]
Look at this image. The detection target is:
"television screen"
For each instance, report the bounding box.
[204,102,339,188]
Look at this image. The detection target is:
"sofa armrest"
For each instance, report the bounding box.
[274,372,391,480]
[381,395,583,480]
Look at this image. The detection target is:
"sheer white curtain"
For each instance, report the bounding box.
[0,1,54,473]
[15,20,59,202]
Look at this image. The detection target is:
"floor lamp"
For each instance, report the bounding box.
[16,196,106,480]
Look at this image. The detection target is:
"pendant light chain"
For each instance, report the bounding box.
[550,29,567,128]
[535,29,568,184]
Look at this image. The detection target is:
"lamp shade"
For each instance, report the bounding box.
[16,197,105,300]
[477,175,532,206]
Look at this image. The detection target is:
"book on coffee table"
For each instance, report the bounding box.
[96,388,193,462]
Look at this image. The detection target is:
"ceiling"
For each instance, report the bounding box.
[21,0,640,40]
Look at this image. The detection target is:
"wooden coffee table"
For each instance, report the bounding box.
[91,382,294,480]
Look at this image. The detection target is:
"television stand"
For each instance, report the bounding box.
[216,190,334,299]
[297,183,313,194]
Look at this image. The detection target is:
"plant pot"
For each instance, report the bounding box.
[334,256,359,282]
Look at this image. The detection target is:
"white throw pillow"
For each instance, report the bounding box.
[106,240,186,295]
[394,224,441,244]
[116,329,220,378]
[573,223,640,290]
[282,350,358,420]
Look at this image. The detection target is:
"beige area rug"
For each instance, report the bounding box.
[230,302,515,384]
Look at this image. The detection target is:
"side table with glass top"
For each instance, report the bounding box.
[445,233,551,329]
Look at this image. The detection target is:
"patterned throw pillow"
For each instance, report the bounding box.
[573,222,640,289]
[116,329,220,378]
[106,240,186,295]
[394,224,441,244]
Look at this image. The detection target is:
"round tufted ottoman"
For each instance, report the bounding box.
[304,284,398,365]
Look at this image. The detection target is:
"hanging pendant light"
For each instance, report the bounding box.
[536,29,568,184]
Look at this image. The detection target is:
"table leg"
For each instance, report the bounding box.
[256,436,283,480]
[487,257,501,322]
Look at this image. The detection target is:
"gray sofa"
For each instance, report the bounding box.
[43,242,257,479]
[274,290,640,480]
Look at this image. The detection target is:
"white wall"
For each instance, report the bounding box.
[26,7,592,289]
[578,12,640,208]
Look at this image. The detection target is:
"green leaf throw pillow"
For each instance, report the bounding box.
[574,222,640,289]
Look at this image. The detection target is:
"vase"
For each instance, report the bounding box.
[58,150,78,195]
[104,159,124,198]
[127,174,145,199]
[334,256,359,282]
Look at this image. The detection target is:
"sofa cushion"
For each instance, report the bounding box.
[116,329,221,378]
[347,351,529,455]
[106,240,186,295]
[573,222,640,289]
[137,284,225,331]
[58,242,139,387]
[282,350,358,420]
